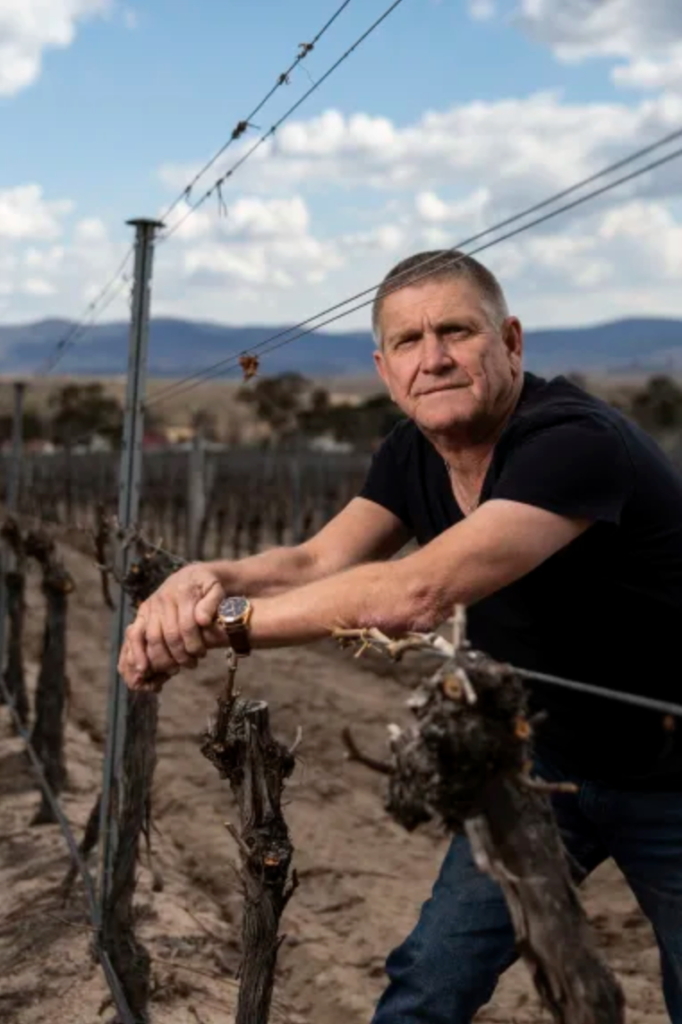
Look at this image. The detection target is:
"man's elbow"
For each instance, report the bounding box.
[369,571,448,635]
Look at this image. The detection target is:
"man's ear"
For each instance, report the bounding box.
[373,348,394,401]
[503,317,523,373]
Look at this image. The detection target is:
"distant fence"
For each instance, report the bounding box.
[3,445,372,559]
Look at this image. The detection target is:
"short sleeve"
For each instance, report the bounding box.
[492,416,633,524]
[358,427,412,528]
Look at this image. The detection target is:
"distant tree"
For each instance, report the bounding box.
[237,373,315,439]
[189,408,219,442]
[298,392,403,447]
[0,410,46,444]
[628,375,682,434]
[48,382,123,447]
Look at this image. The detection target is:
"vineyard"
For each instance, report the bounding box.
[0,439,670,1024]
[15,446,370,559]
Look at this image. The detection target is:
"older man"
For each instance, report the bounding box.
[119,250,682,1023]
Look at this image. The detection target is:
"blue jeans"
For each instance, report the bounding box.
[372,760,682,1024]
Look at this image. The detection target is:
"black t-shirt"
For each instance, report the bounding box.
[359,372,682,789]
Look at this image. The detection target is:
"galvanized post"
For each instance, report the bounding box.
[0,381,26,692]
[98,219,163,921]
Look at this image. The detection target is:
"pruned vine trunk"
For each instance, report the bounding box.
[101,690,158,1022]
[465,776,623,1024]
[0,519,29,728]
[343,641,624,1024]
[201,669,298,1024]
[61,791,101,901]
[25,530,73,825]
[98,539,181,1021]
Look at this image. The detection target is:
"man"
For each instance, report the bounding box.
[119,250,682,1023]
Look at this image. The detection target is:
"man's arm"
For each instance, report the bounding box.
[127,498,590,685]
[119,497,409,682]
[240,499,590,648]
[209,496,410,597]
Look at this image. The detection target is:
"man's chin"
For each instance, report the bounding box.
[413,396,477,433]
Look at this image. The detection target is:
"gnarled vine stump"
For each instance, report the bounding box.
[25,530,73,824]
[1,519,29,728]
[343,640,624,1024]
[201,666,298,1024]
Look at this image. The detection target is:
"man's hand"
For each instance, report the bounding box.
[118,562,227,690]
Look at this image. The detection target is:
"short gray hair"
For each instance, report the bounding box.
[372,249,509,343]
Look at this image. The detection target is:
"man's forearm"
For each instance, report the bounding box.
[205,544,323,598]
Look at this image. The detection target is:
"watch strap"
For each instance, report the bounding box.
[226,625,251,656]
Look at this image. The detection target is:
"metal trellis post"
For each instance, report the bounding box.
[98,219,163,920]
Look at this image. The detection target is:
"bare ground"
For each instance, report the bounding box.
[0,543,668,1024]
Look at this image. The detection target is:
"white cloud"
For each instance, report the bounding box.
[22,277,56,297]
[468,0,496,21]
[0,185,72,240]
[416,188,490,225]
[516,0,682,92]
[5,74,682,339]
[159,93,682,213]
[74,217,110,243]
[613,44,682,92]
[0,0,110,96]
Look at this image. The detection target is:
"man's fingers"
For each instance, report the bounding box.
[146,599,198,668]
[126,617,149,676]
[195,581,224,628]
[145,612,180,674]
[178,598,207,660]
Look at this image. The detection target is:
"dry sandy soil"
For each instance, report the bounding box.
[0,543,668,1024]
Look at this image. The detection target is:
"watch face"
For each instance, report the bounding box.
[218,596,249,624]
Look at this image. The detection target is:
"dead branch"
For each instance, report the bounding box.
[201,657,298,1024]
[339,618,624,1024]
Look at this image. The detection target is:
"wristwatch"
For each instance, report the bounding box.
[216,595,253,656]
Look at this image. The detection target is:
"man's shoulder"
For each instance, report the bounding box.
[511,373,628,439]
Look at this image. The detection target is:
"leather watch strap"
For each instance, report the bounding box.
[227,625,251,656]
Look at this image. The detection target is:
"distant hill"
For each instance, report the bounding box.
[1,316,682,378]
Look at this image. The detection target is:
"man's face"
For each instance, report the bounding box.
[373,277,523,436]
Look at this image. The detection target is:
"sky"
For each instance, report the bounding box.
[2,0,682,364]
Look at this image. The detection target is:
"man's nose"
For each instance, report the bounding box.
[420,331,454,373]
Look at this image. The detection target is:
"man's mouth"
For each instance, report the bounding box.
[418,383,469,396]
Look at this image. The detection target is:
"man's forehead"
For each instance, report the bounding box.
[380,277,484,327]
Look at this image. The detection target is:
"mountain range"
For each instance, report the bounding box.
[1,316,682,378]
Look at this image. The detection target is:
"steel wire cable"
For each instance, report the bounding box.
[147,136,682,409]
[35,0,401,377]
[161,0,408,243]
[39,245,135,375]
[160,0,355,225]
